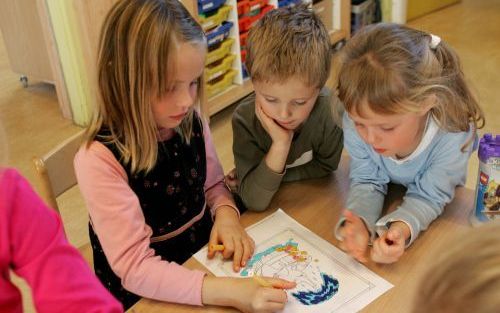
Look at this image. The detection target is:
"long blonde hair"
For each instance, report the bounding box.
[85,0,205,174]
[338,23,484,136]
[413,221,500,313]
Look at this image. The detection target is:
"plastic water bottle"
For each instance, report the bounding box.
[470,134,500,225]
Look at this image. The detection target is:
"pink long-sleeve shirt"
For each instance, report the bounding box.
[0,168,123,313]
[74,119,238,306]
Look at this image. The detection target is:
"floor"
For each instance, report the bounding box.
[0,0,499,311]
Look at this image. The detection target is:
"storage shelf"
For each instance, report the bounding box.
[202,0,351,118]
[207,79,254,116]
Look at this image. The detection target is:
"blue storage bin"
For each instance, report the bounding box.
[206,21,233,49]
[278,0,301,7]
[242,63,249,79]
[198,0,226,14]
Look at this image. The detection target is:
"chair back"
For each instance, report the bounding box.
[33,130,85,213]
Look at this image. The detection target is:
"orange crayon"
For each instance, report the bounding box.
[209,244,225,252]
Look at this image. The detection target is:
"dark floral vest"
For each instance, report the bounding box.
[89,114,213,309]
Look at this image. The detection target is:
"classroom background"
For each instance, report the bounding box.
[0,0,498,312]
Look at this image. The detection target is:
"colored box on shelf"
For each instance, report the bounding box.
[242,63,249,79]
[206,38,234,65]
[205,54,236,82]
[238,4,274,33]
[239,31,249,48]
[313,0,333,32]
[199,5,231,31]
[237,0,269,16]
[198,0,226,14]
[206,21,233,49]
[207,69,238,97]
[240,49,247,63]
[278,0,301,8]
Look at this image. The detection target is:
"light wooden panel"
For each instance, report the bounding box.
[407,0,460,21]
[0,0,53,82]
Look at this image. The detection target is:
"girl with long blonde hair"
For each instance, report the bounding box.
[75,0,294,310]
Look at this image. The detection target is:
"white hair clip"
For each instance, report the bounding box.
[429,34,441,50]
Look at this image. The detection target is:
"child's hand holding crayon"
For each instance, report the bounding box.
[371,221,409,264]
[202,276,296,313]
[208,206,255,272]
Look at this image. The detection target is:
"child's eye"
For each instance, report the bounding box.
[354,122,365,128]
[381,127,395,132]
[265,97,277,103]
[293,100,306,106]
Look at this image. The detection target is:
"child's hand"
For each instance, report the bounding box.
[370,222,409,264]
[225,168,239,193]
[209,206,255,271]
[255,101,293,145]
[202,276,296,313]
[234,277,296,313]
[338,210,370,263]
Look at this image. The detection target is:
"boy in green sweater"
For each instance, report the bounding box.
[226,5,344,211]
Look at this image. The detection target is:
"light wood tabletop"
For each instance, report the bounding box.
[128,156,475,313]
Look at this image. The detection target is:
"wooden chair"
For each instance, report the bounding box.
[32,130,93,267]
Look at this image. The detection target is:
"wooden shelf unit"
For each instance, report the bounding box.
[202,0,351,117]
[34,0,350,123]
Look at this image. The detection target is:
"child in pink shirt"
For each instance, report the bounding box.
[74,0,295,311]
[0,168,123,313]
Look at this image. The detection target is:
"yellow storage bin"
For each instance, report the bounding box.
[207,69,237,98]
[206,38,234,65]
[205,54,236,82]
[199,5,232,31]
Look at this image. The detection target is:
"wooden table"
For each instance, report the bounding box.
[128,156,474,313]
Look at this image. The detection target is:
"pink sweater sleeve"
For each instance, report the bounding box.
[201,118,239,218]
[0,169,123,313]
[74,143,206,306]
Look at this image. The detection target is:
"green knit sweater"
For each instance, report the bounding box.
[232,87,344,211]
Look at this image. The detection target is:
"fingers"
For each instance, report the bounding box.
[253,289,289,313]
[222,237,235,260]
[340,212,369,263]
[346,226,368,263]
[207,229,219,259]
[241,236,255,267]
[371,232,404,264]
[266,277,297,290]
[386,228,403,244]
[232,238,243,272]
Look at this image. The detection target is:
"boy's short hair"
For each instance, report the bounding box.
[246,4,331,88]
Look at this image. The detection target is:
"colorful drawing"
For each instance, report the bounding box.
[292,273,339,305]
[193,209,393,313]
[239,238,339,305]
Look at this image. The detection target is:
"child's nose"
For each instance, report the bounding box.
[176,87,194,109]
[366,129,378,145]
[279,105,292,119]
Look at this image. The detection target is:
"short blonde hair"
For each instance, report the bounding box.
[85,0,205,174]
[413,221,500,313]
[338,23,484,134]
[246,4,331,88]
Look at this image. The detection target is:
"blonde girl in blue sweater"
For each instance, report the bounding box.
[335,23,484,264]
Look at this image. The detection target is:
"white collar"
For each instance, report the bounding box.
[388,114,439,164]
